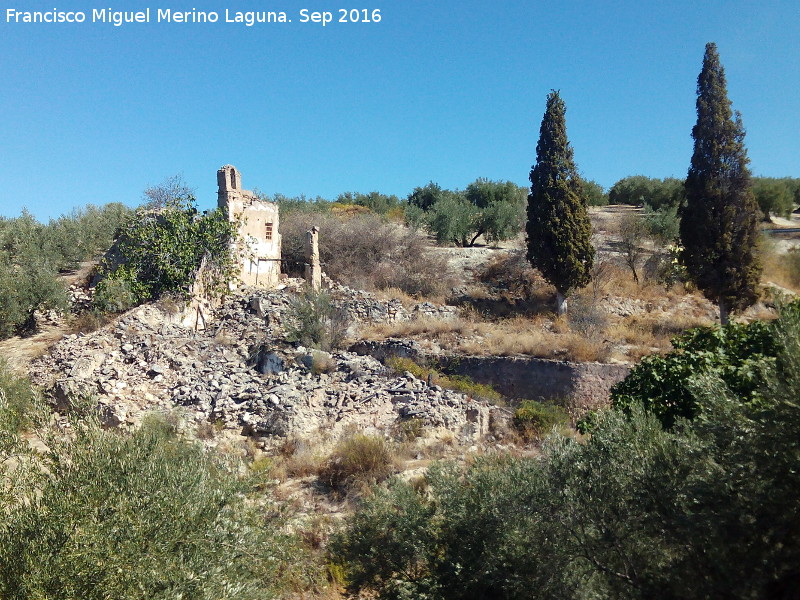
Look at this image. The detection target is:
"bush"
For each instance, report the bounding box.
[0,414,323,599]
[335,334,800,600]
[512,400,569,441]
[611,312,780,429]
[643,202,680,245]
[96,197,238,307]
[0,360,39,435]
[92,276,138,313]
[285,287,349,351]
[567,293,607,336]
[319,434,396,494]
[280,210,454,299]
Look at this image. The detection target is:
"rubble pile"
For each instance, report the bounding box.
[31,284,488,445]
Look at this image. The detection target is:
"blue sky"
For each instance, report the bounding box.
[1,0,798,220]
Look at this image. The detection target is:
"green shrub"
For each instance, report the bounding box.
[285,287,349,351]
[0,360,39,435]
[92,275,138,313]
[319,434,396,494]
[0,413,323,599]
[512,400,569,441]
[611,315,779,428]
[575,409,603,434]
[96,197,238,307]
[643,202,680,245]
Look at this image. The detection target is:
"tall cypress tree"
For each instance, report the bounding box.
[681,43,760,324]
[527,90,594,315]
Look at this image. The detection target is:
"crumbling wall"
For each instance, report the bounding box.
[349,340,631,416]
[217,165,281,287]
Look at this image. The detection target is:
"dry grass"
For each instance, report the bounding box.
[280,211,456,299]
[357,297,716,363]
[598,262,687,303]
[359,315,487,341]
[372,287,421,308]
[362,312,613,361]
[267,437,328,483]
[318,433,400,497]
[70,311,112,334]
[761,239,800,294]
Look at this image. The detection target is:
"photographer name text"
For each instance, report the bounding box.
[4,7,382,26]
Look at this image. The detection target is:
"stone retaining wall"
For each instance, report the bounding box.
[350,340,631,415]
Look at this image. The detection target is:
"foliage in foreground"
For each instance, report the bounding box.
[332,303,800,599]
[0,412,322,599]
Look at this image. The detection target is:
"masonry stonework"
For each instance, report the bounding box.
[217,165,281,288]
[304,226,321,291]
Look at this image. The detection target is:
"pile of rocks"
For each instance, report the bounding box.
[68,283,94,312]
[324,277,459,324]
[31,285,489,445]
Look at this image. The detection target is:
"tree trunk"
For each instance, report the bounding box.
[556,291,568,316]
[719,299,729,325]
[468,228,485,247]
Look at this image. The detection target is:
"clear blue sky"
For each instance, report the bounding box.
[1,0,798,220]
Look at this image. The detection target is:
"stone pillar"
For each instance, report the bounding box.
[304,226,321,291]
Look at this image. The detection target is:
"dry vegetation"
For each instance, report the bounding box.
[353,207,800,364]
[280,210,456,301]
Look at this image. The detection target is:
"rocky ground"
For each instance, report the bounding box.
[30,281,492,451]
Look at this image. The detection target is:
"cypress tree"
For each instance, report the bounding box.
[527,90,594,315]
[681,42,760,324]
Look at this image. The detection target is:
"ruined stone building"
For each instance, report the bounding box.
[217,165,281,287]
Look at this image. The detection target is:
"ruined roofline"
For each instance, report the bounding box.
[217,164,274,210]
